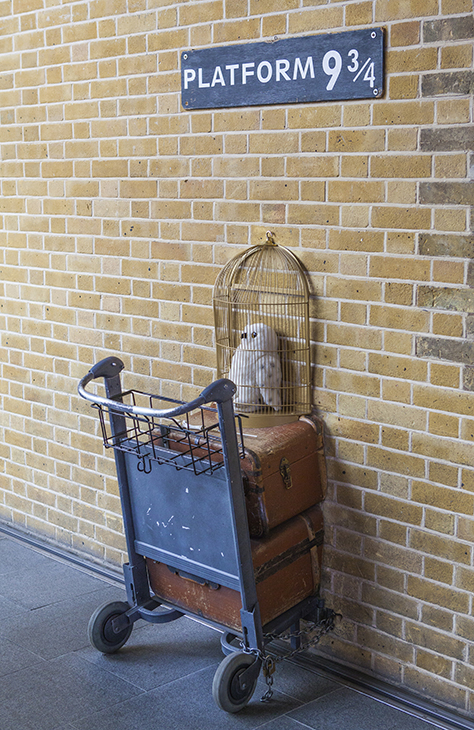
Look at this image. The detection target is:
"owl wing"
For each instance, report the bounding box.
[229,347,260,411]
[255,354,282,411]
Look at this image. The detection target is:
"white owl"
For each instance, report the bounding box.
[228,322,282,412]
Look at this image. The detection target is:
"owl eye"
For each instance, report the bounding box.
[251,332,257,338]
[241,332,247,339]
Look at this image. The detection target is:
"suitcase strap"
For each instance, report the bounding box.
[254,528,323,584]
[299,511,322,586]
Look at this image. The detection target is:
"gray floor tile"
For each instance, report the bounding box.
[264,659,341,704]
[258,717,315,730]
[0,584,129,659]
[0,536,55,576]
[0,637,45,677]
[69,664,303,730]
[0,558,110,610]
[0,652,143,730]
[78,614,223,690]
[0,593,28,620]
[288,687,436,730]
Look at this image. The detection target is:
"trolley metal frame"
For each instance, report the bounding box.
[78,356,330,712]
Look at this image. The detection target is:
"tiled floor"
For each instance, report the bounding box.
[0,533,462,730]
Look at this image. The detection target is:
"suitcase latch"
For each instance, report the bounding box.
[279,456,292,489]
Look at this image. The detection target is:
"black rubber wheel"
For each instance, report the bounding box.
[88,601,133,654]
[212,652,259,713]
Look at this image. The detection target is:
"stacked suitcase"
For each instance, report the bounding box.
[146,414,327,631]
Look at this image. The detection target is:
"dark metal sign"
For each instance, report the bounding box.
[181,28,384,110]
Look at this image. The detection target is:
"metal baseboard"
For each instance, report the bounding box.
[1,520,473,730]
[0,521,123,585]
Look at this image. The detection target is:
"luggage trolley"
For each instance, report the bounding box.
[78,356,335,712]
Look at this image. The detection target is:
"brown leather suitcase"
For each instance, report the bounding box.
[241,415,326,537]
[146,503,323,633]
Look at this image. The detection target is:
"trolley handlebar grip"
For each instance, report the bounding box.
[89,356,125,380]
[78,356,237,417]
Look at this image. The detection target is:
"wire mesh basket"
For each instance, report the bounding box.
[94,388,245,477]
[213,231,311,427]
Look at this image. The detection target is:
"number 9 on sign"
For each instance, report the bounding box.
[322,50,342,90]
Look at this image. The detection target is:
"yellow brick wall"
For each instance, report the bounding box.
[0,0,473,716]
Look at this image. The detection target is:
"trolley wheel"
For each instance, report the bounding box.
[88,600,133,654]
[212,651,259,713]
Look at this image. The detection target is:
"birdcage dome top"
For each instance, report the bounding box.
[213,232,309,305]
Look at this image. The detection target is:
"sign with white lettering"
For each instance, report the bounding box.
[181,28,384,110]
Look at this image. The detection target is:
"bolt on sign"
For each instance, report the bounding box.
[181,28,384,110]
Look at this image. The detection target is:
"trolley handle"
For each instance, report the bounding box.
[78,356,237,418]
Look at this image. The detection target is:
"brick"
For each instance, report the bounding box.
[417,287,474,314]
[435,154,467,180]
[369,353,428,381]
[213,18,260,43]
[437,98,471,125]
[413,481,474,516]
[407,575,469,613]
[289,105,342,131]
[369,305,429,332]
[373,101,434,127]
[287,204,339,226]
[387,48,437,75]
[389,75,418,100]
[418,233,474,258]
[418,509,454,538]
[406,623,465,661]
[441,44,473,70]
[362,583,418,620]
[371,206,431,230]
[365,492,423,525]
[370,256,430,281]
[376,0,438,21]
[357,625,413,663]
[420,126,474,152]
[413,430,474,468]
[420,182,474,206]
[342,103,371,128]
[288,7,343,33]
[423,70,474,98]
[432,312,463,338]
[381,180,415,207]
[390,20,420,47]
[327,180,384,204]
[371,155,431,178]
[287,156,338,178]
[416,336,474,365]
[463,367,474,392]
[326,277,382,302]
[340,155,368,178]
[367,446,425,478]
[455,567,474,593]
[423,15,474,43]
[327,129,385,153]
[329,230,384,253]
[385,282,414,306]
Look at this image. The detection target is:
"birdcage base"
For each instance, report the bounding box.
[238,412,300,429]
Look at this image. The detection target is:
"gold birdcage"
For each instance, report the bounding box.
[213,231,311,428]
